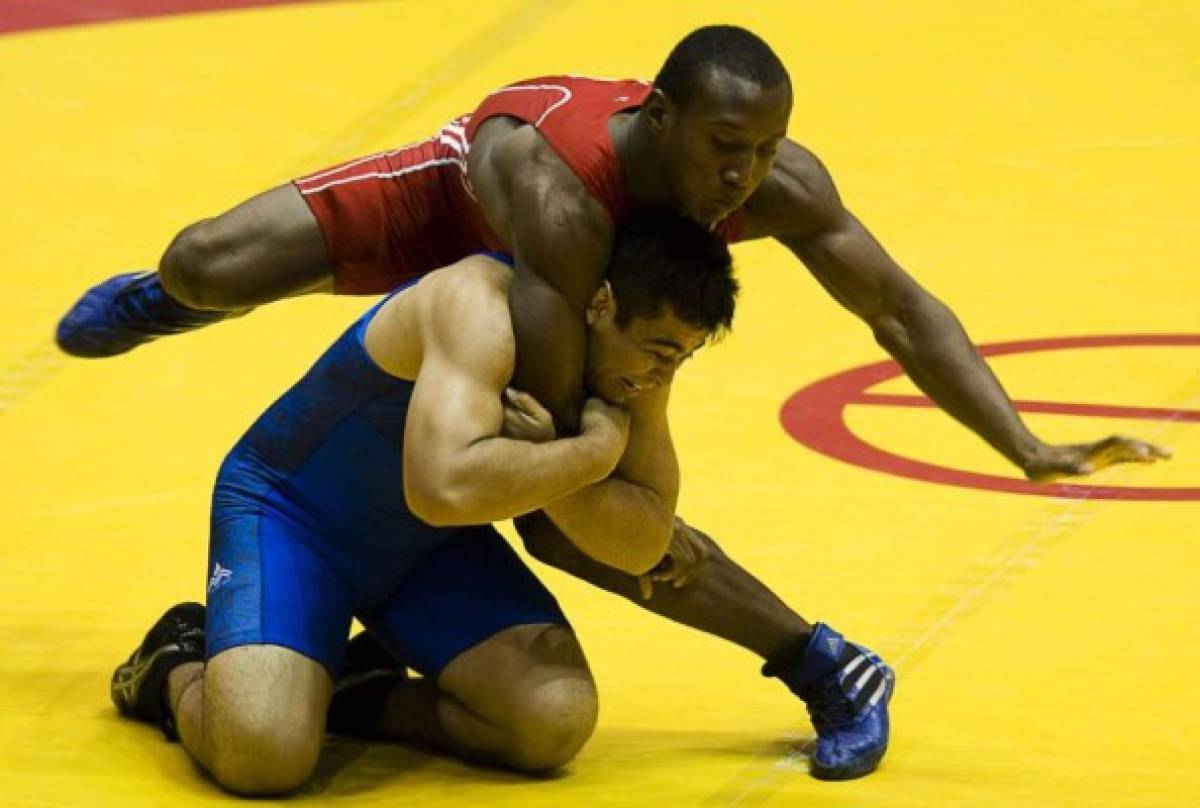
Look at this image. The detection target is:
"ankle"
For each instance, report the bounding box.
[762,623,847,699]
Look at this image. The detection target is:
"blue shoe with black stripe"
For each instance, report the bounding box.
[764,623,895,780]
[56,271,241,358]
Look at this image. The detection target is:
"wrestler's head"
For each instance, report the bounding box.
[584,211,737,405]
[645,26,792,226]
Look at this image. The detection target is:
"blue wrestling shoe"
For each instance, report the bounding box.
[55,271,242,358]
[763,623,895,780]
[111,602,206,741]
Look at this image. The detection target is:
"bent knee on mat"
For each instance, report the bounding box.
[499,675,599,773]
[443,623,599,773]
[203,644,330,793]
[208,719,322,795]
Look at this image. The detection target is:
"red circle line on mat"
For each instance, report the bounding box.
[779,334,1200,501]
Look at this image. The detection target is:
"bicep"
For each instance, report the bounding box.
[770,143,925,326]
[782,208,927,328]
[403,327,508,489]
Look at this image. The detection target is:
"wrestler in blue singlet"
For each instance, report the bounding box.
[205,264,566,677]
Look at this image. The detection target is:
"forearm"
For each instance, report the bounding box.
[411,434,614,526]
[517,513,810,660]
[542,476,673,575]
[874,293,1040,467]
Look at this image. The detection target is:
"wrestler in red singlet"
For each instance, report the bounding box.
[294,76,745,295]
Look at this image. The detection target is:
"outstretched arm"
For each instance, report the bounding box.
[770,141,1170,479]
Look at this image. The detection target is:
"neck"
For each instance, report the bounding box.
[611,112,675,209]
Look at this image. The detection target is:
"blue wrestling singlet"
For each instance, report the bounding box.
[205,270,566,677]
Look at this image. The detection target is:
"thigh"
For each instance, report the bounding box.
[293,138,484,295]
[359,526,571,679]
[174,182,334,304]
[207,495,355,677]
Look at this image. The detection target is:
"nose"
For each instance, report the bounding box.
[722,154,753,189]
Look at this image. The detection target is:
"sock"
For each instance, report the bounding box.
[761,623,846,700]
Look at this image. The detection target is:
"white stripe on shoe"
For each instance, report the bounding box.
[841,653,867,678]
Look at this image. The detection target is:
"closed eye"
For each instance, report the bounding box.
[713,137,750,154]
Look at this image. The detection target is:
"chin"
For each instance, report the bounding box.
[694,203,732,226]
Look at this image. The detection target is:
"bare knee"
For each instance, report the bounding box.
[159,219,235,310]
[208,715,321,795]
[503,677,599,773]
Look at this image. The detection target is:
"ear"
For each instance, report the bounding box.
[642,88,673,133]
[585,281,616,326]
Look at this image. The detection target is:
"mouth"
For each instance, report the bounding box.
[621,377,644,396]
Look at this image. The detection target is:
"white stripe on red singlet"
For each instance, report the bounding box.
[300,116,472,189]
[438,135,464,156]
[298,156,464,195]
[481,83,573,128]
[298,148,411,185]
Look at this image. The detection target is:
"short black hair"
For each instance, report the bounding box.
[607,211,737,341]
[654,25,790,108]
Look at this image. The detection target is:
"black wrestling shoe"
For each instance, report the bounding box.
[327,631,406,738]
[111,602,206,741]
[340,629,403,678]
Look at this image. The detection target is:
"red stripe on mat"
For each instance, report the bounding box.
[0,0,324,35]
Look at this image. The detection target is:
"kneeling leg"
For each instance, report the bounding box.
[169,644,330,795]
[374,623,598,774]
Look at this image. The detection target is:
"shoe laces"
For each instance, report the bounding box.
[163,616,205,655]
[113,275,230,334]
[112,274,162,327]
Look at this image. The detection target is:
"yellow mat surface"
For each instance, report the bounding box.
[1,1,1196,804]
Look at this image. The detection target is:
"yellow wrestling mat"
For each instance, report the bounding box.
[1,1,1197,804]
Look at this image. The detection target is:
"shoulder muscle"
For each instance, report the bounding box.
[418,258,516,388]
[488,127,614,310]
[745,139,846,240]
